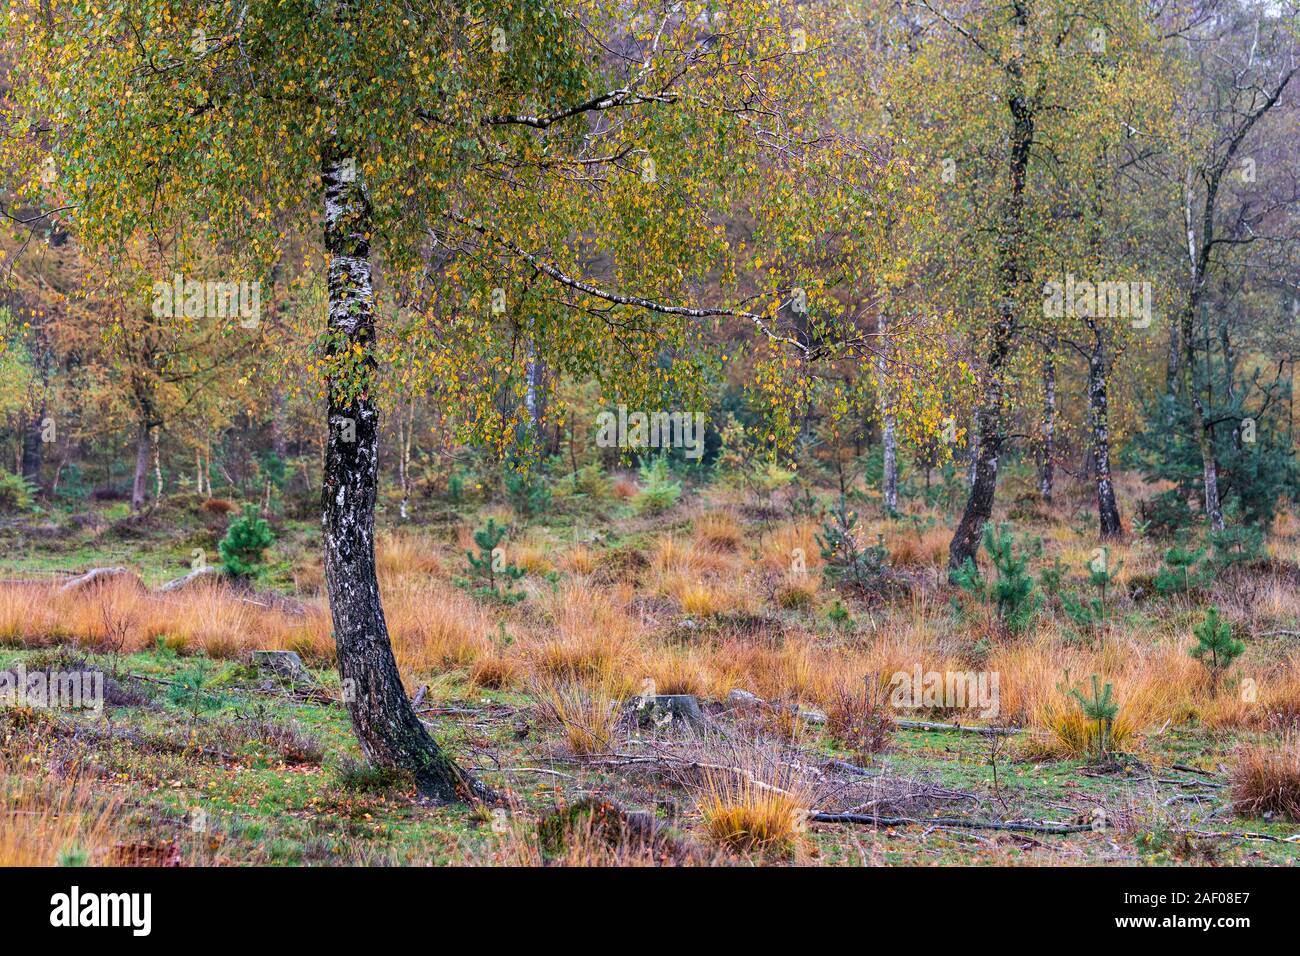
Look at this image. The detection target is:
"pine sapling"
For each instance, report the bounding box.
[504,468,552,520]
[982,524,1041,632]
[1155,538,1207,596]
[1208,525,1265,572]
[633,454,682,514]
[816,499,888,593]
[1086,547,1122,615]
[1190,606,1245,692]
[219,505,275,579]
[1068,674,1119,761]
[1038,556,1068,597]
[464,517,524,600]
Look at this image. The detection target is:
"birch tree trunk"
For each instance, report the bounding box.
[320,149,487,803]
[949,46,1033,571]
[967,408,979,488]
[1038,348,1055,504]
[1180,222,1226,530]
[878,313,898,513]
[130,423,152,511]
[524,335,546,454]
[22,400,46,492]
[1180,289,1225,530]
[882,414,898,513]
[398,397,414,521]
[153,434,162,501]
[1190,384,1226,531]
[525,348,541,430]
[1169,66,1295,531]
[1086,318,1122,537]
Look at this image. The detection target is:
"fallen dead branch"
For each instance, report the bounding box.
[472,766,575,780]
[809,812,1094,836]
[895,719,1022,736]
[1170,763,1221,779]
[1181,828,1300,844]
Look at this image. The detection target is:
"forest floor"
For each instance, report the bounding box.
[2,469,1299,866]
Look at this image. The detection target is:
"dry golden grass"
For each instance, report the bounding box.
[691,735,811,858]
[1240,574,1300,627]
[661,573,751,618]
[1022,698,1137,759]
[528,631,639,692]
[0,579,331,660]
[886,521,951,568]
[718,632,926,708]
[611,475,638,500]
[759,520,820,574]
[386,585,493,672]
[560,545,600,576]
[644,646,712,697]
[469,650,522,690]
[528,585,641,690]
[9,552,1290,747]
[531,677,620,755]
[989,625,1209,735]
[651,534,757,617]
[773,571,820,610]
[6,490,1300,764]
[149,586,259,658]
[459,810,683,867]
[699,782,806,856]
[1231,733,1300,822]
[0,573,499,677]
[0,757,121,866]
[693,509,743,553]
[651,534,734,577]
[1262,671,1300,728]
[1272,510,1300,539]
[376,530,443,578]
[292,556,325,596]
[511,530,557,575]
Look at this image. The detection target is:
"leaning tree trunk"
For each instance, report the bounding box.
[949,356,1008,570]
[1086,318,1122,538]
[320,149,488,804]
[949,66,1033,571]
